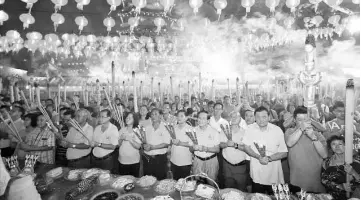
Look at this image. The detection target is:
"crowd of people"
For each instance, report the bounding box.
[0,91,360,200]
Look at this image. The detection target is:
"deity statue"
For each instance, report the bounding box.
[298,33,322,108]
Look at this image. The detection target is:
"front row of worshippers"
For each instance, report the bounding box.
[0,95,360,200]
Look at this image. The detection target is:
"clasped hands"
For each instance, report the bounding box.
[189,145,208,152]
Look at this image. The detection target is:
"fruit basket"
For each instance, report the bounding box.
[179,173,221,200]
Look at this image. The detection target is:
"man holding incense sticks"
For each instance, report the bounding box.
[190,110,220,181]
[142,108,171,180]
[62,109,94,168]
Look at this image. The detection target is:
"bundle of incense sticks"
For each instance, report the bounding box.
[0,113,22,143]
[185,129,198,145]
[254,142,266,157]
[220,124,232,140]
[103,88,123,127]
[38,105,62,139]
[5,156,20,177]
[164,123,176,139]
[69,118,91,144]
[298,188,307,200]
[19,90,30,109]
[22,155,39,173]
[272,184,290,200]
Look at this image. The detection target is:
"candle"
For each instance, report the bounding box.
[199,72,202,99]
[187,81,191,104]
[170,76,173,101]
[227,78,231,98]
[111,61,115,99]
[236,77,240,105]
[345,79,354,164]
[158,82,162,105]
[133,71,138,113]
[211,79,215,101]
[151,77,154,101]
[140,81,143,103]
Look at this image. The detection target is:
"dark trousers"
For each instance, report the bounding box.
[171,162,191,180]
[217,152,224,188]
[119,162,140,177]
[142,153,167,180]
[55,154,68,167]
[223,159,249,191]
[92,153,114,171]
[1,147,15,158]
[252,181,274,195]
[67,154,91,169]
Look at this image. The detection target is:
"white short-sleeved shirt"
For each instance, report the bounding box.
[220,127,248,164]
[194,125,220,158]
[239,118,248,130]
[144,122,171,156]
[118,128,142,164]
[170,124,193,166]
[139,119,152,128]
[209,116,229,133]
[243,123,288,185]
[92,123,119,158]
[66,123,94,160]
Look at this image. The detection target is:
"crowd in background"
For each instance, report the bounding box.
[0,91,360,200]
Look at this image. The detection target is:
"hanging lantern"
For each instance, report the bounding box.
[21,0,38,11]
[75,16,88,33]
[26,32,42,40]
[285,0,300,12]
[51,13,65,31]
[0,0,4,4]
[132,0,147,13]
[189,0,203,14]
[6,30,21,41]
[213,0,227,15]
[265,0,280,13]
[51,0,68,11]
[328,15,340,26]
[311,15,323,27]
[160,0,174,13]
[128,17,139,32]
[103,17,115,32]
[323,0,343,7]
[0,10,9,25]
[154,17,166,34]
[352,0,360,4]
[283,16,295,28]
[75,0,91,10]
[19,13,35,29]
[241,0,255,13]
[107,0,122,12]
[87,34,97,43]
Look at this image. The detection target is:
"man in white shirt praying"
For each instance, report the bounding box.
[143,108,171,180]
[220,111,249,191]
[92,109,119,172]
[170,110,193,180]
[242,106,288,194]
[61,109,94,168]
[190,111,220,181]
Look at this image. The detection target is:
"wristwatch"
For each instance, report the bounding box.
[72,144,76,148]
[98,143,102,147]
[267,156,273,162]
[234,143,238,149]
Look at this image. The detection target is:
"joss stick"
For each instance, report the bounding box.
[345,79,355,198]
[220,124,232,140]
[69,118,91,144]
[151,77,154,101]
[0,115,22,142]
[47,82,51,98]
[20,90,30,109]
[158,82,162,105]
[10,84,14,103]
[187,81,191,104]
[164,123,176,139]
[236,77,240,105]
[227,78,231,98]
[170,76,174,101]
[140,81,143,103]
[63,84,67,103]
[14,84,20,101]
[132,71,138,113]
[111,61,116,99]
[211,79,215,101]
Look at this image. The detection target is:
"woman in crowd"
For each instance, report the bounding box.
[15,113,38,167]
[139,105,151,127]
[118,112,142,177]
[171,103,178,116]
[321,135,360,200]
[19,114,56,169]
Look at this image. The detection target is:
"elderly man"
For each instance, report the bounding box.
[61,109,94,168]
[242,106,288,194]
